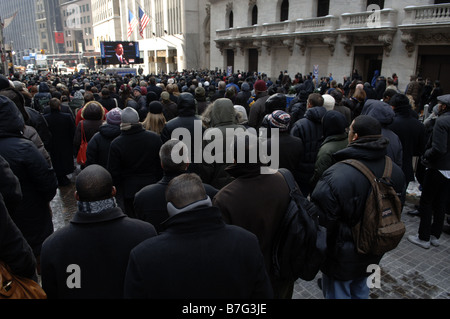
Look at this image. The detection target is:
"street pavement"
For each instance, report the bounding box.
[50,171,450,299]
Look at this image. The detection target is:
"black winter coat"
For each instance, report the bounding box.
[0,193,37,282]
[422,111,450,170]
[41,206,157,298]
[124,206,273,298]
[311,136,406,281]
[289,106,327,195]
[44,110,76,177]
[388,104,427,182]
[108,124,163,199]
[0,98,58,256]
[134,171,218,233]
[86,123,121,169]
[160,93,205,177]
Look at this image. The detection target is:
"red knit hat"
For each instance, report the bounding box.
[254,80,267,92]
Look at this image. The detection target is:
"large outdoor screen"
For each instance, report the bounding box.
[100,41,141,65]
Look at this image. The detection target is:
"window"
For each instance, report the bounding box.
[280,0,289,21]
[252,5,258,25]
[229,10,234,28]
[317,0,329,17]
[367,0,384,9]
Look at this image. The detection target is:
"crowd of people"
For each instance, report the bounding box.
[0,66,449,300]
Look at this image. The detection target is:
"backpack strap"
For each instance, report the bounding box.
[278,168,300,196]
[341,156,392,185]
[382,156,392,179]
[341,159,377,187]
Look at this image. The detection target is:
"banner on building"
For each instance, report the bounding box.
[55,32,65,44]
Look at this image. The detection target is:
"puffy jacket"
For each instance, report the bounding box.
[290,106,327,195]
[86,123,121,169]
[311,135,406,281]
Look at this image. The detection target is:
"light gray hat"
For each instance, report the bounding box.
[437,94,450,106]
[121,107,139,124]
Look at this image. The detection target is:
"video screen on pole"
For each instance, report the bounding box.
[100,41,141,65]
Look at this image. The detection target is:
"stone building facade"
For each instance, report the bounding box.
[208,0,450,93]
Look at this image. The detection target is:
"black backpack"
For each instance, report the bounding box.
[272,168,327,281]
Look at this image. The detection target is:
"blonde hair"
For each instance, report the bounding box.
[142,112,166,135]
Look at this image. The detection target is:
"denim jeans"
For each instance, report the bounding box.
[418,168,450,241]
[322,274,370,299]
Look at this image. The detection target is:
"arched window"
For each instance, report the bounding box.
[229,10,234,28]
[280,0,289,21]
[252,5,258,25]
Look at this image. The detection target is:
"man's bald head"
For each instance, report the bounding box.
[75,164,115,202]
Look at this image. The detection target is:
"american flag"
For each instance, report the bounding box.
[139,7,150,37]
[127,10,138,38]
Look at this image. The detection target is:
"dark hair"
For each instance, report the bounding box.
[159,140,189,172]
[329,89,343,104]
[76,164,113,201]
[307,93,324,107]
[383,88,398,99]
[352,115,381,137]
[49,98,61,111]
[389,93,411,109]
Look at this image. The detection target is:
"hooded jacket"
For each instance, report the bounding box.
[388,101,426,182]
[203,98,246,189]
[361,99,403,168]
[86,123,122,169]
[33,82,52,112]
[160,93,205,177]
[0,96,58,256]
[310,110,349,190]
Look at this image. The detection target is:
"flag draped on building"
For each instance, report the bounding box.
[138,7,150,37]
[128,10,138,38]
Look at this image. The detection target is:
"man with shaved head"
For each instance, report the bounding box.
[40,164,157,299]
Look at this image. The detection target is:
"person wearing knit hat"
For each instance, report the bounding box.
[248,80,271,129]
[85,107,122,169]
[254,80,267,93]
[120,106,140,130]
[108,106,163,218]
[160,91,178,122]
[106,107,122,126]
[143,101,166,135]
[322,94,335,111]
[268,110,291,132]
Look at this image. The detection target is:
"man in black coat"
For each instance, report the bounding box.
[43,98,76,186]
[290,93,327,196]
[124,173,273,298]
[108,107,163,218]
[160,92,205,178]
[311,115,406,299]
[134,140,218,233]
[40,164,157,299]
[387,93,426,186]
[408,94,450,249]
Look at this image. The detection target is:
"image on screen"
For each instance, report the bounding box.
[100,41,140,65]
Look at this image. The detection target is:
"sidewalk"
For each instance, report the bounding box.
[293,182,450,299]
